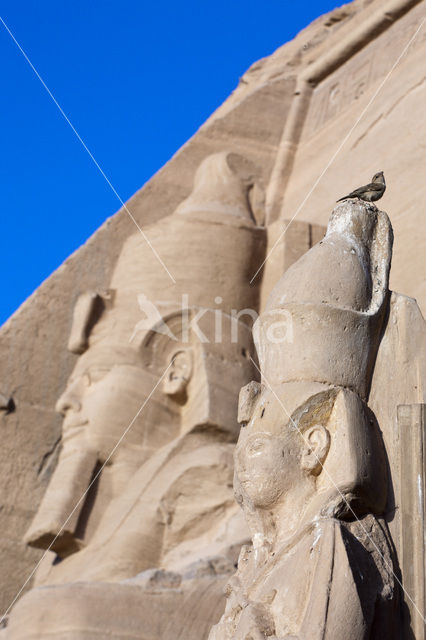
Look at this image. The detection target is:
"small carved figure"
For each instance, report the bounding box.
[210,199,401,639]
[336,171,386,202]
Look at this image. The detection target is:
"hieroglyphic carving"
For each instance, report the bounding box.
[304,2,426,137]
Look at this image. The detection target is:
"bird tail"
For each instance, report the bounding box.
[336,195,349,202]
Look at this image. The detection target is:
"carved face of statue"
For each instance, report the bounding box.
[234,385,332,511]
[56,345,183,463]
[25,310,254,558]
[234,388,304,509]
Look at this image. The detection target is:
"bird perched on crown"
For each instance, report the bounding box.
[337,171,386,202]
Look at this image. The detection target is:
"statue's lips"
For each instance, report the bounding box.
[62,417,89,429]
[237,473,253,485]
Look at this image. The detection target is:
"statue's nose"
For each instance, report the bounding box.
[234,444,245,474]
[55,379,83,415]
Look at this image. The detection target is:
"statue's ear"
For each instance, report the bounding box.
[300,424,330,475]
[163,349,193,397]
[68,290,114,354]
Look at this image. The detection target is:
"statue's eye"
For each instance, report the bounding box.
[86,368,110,385]
[247,438,266,456]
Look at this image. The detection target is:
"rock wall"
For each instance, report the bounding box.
[0,0,425,629]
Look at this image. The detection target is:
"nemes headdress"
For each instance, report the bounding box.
[68,152,266,353]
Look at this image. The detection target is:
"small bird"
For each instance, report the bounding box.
[337,171,386,203]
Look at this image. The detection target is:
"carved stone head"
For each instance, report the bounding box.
[235,382,387,534]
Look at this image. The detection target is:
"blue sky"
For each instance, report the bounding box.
[0,0,341,325]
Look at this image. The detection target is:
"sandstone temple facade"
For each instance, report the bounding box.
[0,0,425,638]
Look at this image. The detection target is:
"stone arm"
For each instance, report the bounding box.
[30,439,240,585]
[212,519,388,640]
[272,519,387,640]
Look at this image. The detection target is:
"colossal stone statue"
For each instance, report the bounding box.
[210,199,402,639]
[5,153,266,638]
[24,152,265,563]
